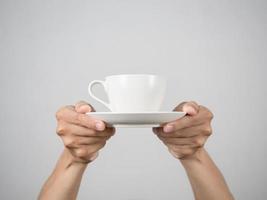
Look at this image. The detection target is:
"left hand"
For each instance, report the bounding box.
[153,101,213,160]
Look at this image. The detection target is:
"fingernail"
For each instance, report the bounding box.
[95,121,105,131]
[163,124,174,133]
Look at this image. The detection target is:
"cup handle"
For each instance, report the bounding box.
[88,80,111,110]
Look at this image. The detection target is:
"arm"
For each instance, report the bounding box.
[38,149,89,200]
[154,101,234,200]
[181,148,234,200]
[38,101,115,200]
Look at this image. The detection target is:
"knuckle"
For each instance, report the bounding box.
[208,111,214,120]
[203,107,213,120]
[199,106,213,119]
[203,126,212,136]
[194,137,204,147]
[75,148,88,158]
[56,123,67,136]
[64,137,75,148]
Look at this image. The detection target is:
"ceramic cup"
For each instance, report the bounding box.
[88,74,166,112]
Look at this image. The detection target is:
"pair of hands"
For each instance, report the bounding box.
[56,101,213,164]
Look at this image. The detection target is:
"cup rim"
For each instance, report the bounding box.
[105,74,162,79]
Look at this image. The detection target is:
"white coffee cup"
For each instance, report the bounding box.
[88,74,166,112]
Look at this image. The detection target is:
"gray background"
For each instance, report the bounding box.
[0,0,266,199]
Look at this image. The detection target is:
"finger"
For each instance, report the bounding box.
[57,121,115,137]
[174,101,200,116]
[75,101,95,113]
[155,126,198,138]
[62,135,111,148]
[155,124,211,138]
[56,106,106,131]
[158,135,195,146]
[162,101,200,133]
[158,135,208,148]
[163,106,211,133]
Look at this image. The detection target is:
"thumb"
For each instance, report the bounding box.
[174,101,199,116]
[75,101,95,113]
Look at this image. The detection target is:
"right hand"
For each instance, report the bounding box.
[55,101,115,164]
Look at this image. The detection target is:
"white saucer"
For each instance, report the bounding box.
[86,112,186,128]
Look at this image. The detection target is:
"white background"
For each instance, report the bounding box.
[0,0,266,199]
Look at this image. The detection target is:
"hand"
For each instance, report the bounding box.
[55,101,115,164]
[153,101,213,160]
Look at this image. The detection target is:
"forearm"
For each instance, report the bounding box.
[180,148,234,200]
[38,149,88,200]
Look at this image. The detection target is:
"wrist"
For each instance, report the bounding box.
[61,149,89,170]
[180,148,207,167]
